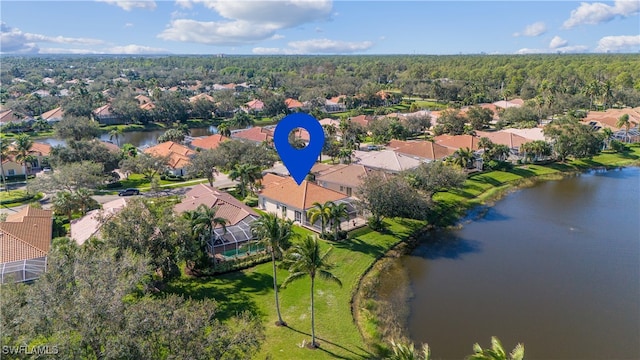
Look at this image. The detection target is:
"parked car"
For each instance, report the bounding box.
[118,188,140,196]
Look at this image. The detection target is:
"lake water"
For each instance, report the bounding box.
[381,167,640,360]
[38,126,217,148]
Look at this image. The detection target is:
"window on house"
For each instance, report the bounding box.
[282,206,287,217]
[8,169,15,176]
[346,187,352,196]
[339,186,344,192]
[295,211,301,223]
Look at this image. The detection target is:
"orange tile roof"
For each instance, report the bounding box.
[1,207,53,263]
[190,134,229,150]
[40,106,65,121]
[245,99,264,110]
[232,127,274,143]
[285,98,304,109]
[329,95,346,104]
[582,108,640,130]
[260,174,347,210]
[387,139,453,160]
[144,141,195,169]
[135,94,153,105]
[434,134,481,150]
[93,104,113,116]
[189,93,215,103]
[29,142,52,156]
[475,130,529,148]
[350,115,374,127]
[140,102,156,111]
[174,184,258,226]
[315,164,381,188]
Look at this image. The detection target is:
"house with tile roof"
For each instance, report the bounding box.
[475,130,530,152]
[501,128,546,142]
[324,96,346,113]
[0,109,22,124]
[352,149,423,173]
[387,139,453,161]
[143,141,195,176]
[190,134,229,150]
[285,98,305,110]
[231,126,274,143]
[1,207,53,283]
[315,163,388,198]
[40,106,65,123]
[349,114,375,128]
[189,93,216,103]
[92,104,124,125]
[244,99,265,113]
[71,198,128,245]
[3,142,52,176]
[258,174,358,230]
[174,184,259,255]
[434,134,481,151]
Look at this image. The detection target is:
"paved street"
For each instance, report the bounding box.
[0,173,238,215]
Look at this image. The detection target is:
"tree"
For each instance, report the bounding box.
[183,204,227,270]
[436,109,466,135]
[404,115,432,137]
[616,113,631,142]
[28,161,105,193]
[250,212,294,326]
[0,137,8,191]
[467,106,494,130]
[601,128,613,149]
[109,128,123,146]
[119,152,170,180]
[232,111,254,129]
[13,134,34,183]
[453,147,475,169]
[306,201,332,236]
[327,202,348,241]
[50,140,122,172]
[157,128,186,144]
[338,147,354,164]
[211,140,278,171]
[543,117,604,161]
[185,149,219,186]
[217,122,231,137]
[75,187,99,215]
[357,174,431,229]
[468,337,525,360]
[281,236,342,348]
[54,116,101,141]
[191,97,216,120]
[229,163,262,198]
[405,161,466,197]
[520,140,552,162]
[488,144,511,161]
[52,190,78,221]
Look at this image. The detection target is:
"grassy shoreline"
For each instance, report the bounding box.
[352,146,640,354]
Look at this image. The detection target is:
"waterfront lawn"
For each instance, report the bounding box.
[165,218,424,360]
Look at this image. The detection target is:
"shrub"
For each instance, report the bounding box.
[243,196,258,207]
[160,175,167,180]
[610,140,629,153]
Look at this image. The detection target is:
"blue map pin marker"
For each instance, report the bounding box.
[273,113,325,185]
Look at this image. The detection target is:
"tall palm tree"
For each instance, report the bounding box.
[0,137,9,192]
[328,202,348,241]
[75,188,97,215]
[109,128,123,146]
[307,201,332,236]
[616,114,631,142]
[250,212,294,326]
[229,163,262,198]
[281,236,342,348]
[52,191,78,221]
[13,134,34,183]
[217,122,231,137]
[184,204,227,269]
[338,147,353,164]
[602,128,613,150]
[468,337,524,360]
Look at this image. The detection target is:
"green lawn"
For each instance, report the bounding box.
[0,190,43,207]
[165,218,424,360]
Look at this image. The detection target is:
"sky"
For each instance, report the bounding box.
[1,0,639,55]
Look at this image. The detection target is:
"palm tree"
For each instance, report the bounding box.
[388,340,431,360]
[0,137,9,192]
[250,212,294,326]
[602,128,613,149]
[281,236,342,348]
[338,147,353,164]
[52,191,78,221]
[327,202,348,241]
[307,201,332,236]
[13,134,34,183]
[232,111,254,129]
[616,114,631,142]
[75,188,97,215]
[109,128,123,146]
[468,337,524,360]
[453,147,474,169]
[229,163,262,198]
[185,204,227,269]
[490,144,511,162]
[217,122,231,137]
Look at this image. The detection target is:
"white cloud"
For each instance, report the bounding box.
[595,35,640,52]
[253,38,373,54]
[549,36,569,49]
[124,23,134,28]
[513,22,547,37]
[40,44,169,54]
[0,22,104,54]
[160,0,332,45]
[563,0,640,29]
[516,45,589,54]
[96,0,157,11]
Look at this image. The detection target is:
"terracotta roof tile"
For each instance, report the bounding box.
[41,107,65,121]
[475,130,529,148]
[260,175,346,210]
[1,207,53,263]
[174,184,257,226]
[190,134,229,150]
[434,134,481,151]
[387,139,452,160]
[144,141,195,169]
[232,127,273,143]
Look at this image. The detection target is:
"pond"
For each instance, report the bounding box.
[37,125,218,148]
[379,167,640,359]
